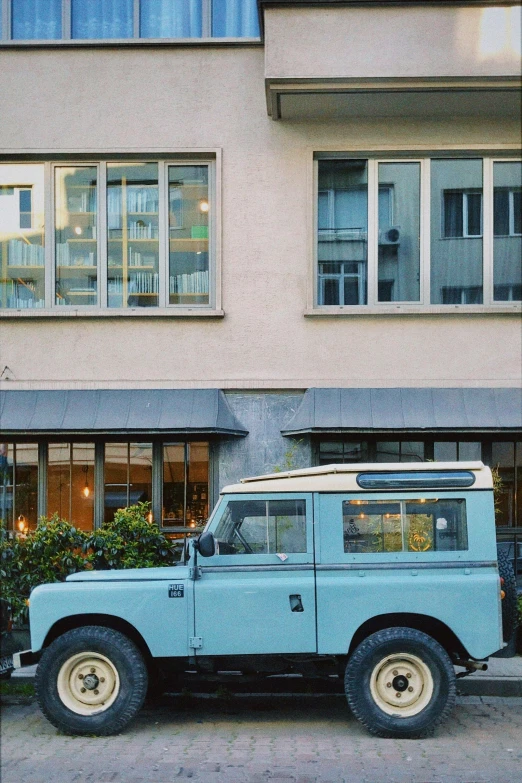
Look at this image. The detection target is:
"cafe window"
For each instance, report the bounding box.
[48,443,95,531]
[0,442,38,532]
[162,442,209,530]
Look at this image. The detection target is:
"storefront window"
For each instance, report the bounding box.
[104,443,152,523]
[48,443,95,531]
[0,443,39,532]
[163,442,209,529]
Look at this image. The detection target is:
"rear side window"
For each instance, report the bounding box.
[214,499,307,555]
[342,498,468,553]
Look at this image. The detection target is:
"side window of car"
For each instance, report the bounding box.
[214,499,307,555]
[342,498,468,553]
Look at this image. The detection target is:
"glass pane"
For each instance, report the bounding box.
[187,442,209,527]
[129,443,152,507]
[434,442,457,462]
[104,443,128,522]
[516,442,522,529]
[48,444,71,520]
[14,443,38,531]
[214,499,306,555]
[107,162,159,308]
[212,0,259,36]
[458,442,481,461]
[343,500,402,553]
[12,0,61,39]
[378,163,420,302]
[140,0,202,37]
[376,442,400,462]
[169,165,210,305]
[492,442,515,527]
[431,159,483,304]
[405,499,468,552]
[493,162,522,301]
[70,444,95,531]
[400,442,424,462]
[72,0,133,39]
[0,443,14,529]
[0,164,45,309]
[163,444,185,527]
[317,160,368,306]
[55,167,98,306]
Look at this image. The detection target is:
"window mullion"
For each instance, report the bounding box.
[202,0,212,37]
[483,157,493,305]
[133,0,140,38]
[98,162,108,308]
[158,160,167,308]
[421,158,431,305]
[367,159,378,306]
[2,0,10,41]
[63,0,71,40]
[44,162,54,308]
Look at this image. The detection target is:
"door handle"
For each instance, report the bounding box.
[289,594,304,612]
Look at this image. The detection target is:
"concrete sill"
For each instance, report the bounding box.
[305,305,522,317]
[0,308,225,319]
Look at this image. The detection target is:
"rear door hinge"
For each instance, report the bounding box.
[189,636,203,649]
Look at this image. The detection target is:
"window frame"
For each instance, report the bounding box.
[0,154,222,316]
[310,153,522,315]
[0,0,261,43]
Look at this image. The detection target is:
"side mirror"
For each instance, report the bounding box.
[196,531,216,558]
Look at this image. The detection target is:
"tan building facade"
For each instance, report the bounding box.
[0,2,521,552]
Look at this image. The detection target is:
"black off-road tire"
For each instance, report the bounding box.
[345,627,456,739]
[36,626,148,736]
[497,547,518,643]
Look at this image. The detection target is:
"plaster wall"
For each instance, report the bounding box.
[264,5,522,80]
[0,46,520,391]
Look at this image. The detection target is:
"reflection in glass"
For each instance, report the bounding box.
[140,0,202,38]
[0,164,45,309]
[55,167,98,306]
[317,160,368,305]
[212,0,259,37]
[319,441,368,464]
[48,444,95,531]
[104,443,152,522]
[376,442,424,462]
[431,159,483,304]
[493,162,522,301]
[169,166,210,305]
[107,163,159,308]
[214,499,306,554]
[72,0,133,39]
[378,163,420,302]
[14,443,39,531]
[12,0,61,39]
[163,442,209,528]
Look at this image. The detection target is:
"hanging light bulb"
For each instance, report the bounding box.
[198,199,209,213]
[147,511,153,524]
[82,465,90,498]
[17,514,27,533]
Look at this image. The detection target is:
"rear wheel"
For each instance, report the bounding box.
[345,627,456,739]
[36,626,148,736]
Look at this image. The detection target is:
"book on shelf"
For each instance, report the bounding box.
[128,221,158,239]
[7,239,44,266]
[67,189,96,213]
[128,247,156,267]
[169,270,209,295]
[56,244,96,267]
[128,271,159,294]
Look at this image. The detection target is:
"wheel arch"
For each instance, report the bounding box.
[43,614,154,669]
[347,613,470,661]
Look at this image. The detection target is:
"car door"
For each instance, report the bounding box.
[193,493,316,656]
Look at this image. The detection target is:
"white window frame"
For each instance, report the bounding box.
[0,0,260,42]
[0,155,222,317]
[310,154,522,315]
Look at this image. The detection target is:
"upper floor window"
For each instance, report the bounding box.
[315,156,521,310]
[2,0,259,41]
[0,159,217,311]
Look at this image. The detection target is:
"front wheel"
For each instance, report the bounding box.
[36,626,148,736]
[345,627,456,739]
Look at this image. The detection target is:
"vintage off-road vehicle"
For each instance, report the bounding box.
[15,462,518,738]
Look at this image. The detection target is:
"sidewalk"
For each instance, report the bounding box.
[12,655,522,697]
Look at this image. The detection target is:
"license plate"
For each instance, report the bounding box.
[0,655,14,675]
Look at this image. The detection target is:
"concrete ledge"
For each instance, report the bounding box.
[457,676,522,698]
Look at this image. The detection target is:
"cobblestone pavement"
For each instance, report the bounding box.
[2,694,522,783]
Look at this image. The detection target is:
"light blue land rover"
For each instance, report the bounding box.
[18,462,518,739]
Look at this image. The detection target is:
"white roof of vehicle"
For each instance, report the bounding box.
[221,462,492,494]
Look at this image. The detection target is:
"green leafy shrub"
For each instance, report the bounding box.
[84,503,173,570]
[0,504,173,622]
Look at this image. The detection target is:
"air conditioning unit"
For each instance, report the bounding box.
[379,226,400,245]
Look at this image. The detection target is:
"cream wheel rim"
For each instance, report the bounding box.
[369,652,434,717]
[57,652,120,716]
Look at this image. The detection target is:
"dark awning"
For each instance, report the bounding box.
[281,388,522,435]
[0,389,247,437]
